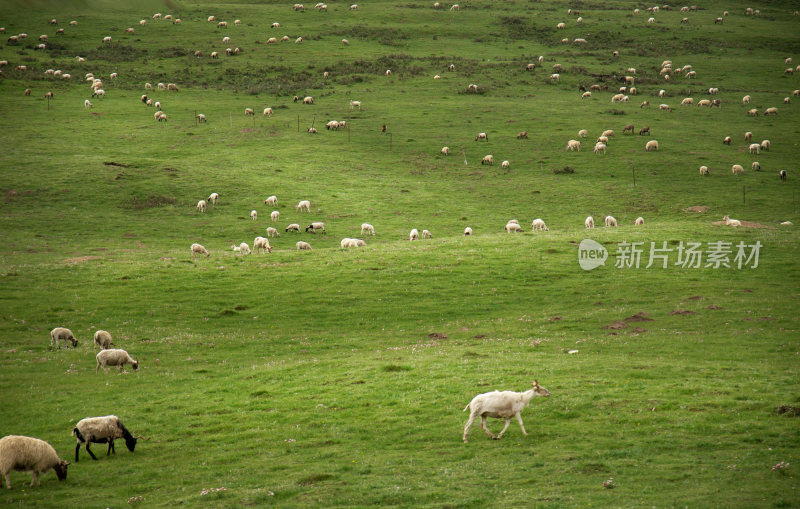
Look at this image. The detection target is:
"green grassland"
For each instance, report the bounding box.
[0,0,799,507]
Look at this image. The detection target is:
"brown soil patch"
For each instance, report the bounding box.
[103,161,129,167]
[711,220,774,229]
[670,310,696,315]
[428,333,447,339]
[472,334,486,339]
[624,312,653,322]
[685,206,709,213]
[62,256,101,264]
[743,289,753,293]
[604,321,628,330]
[548,316,563,322]
[682,295,703,301]
[706,305,723,310]
[630,327,647,333]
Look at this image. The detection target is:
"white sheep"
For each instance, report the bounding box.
[410,228,419,241]
[732,164,744,175]
[96,349,139,373]
[305,222,326,234]
[578,129,588,138]
[742,95,751,104]
[462,381,550,443]
[361,223,375,235]
[505,222,524,233]
[0,436,69,489]
[250,209,258,220]
[764,107,778,115]
[659,104,671,111]
[253,236,272,254]
[84,99,92,109]
[50,327,77,349]
[72,416,139,462]
[723,215,742,227]
[422,229,432,239]
[699,165,710,176]
[233,242,251,255]
[475,132,488,142]
[349,100,361,110]
[196,113,206,123]
[602,129,616,138]
[747,143,760,154]
[191,243,209,257]
[263,107,274,116]
[760,139,770,152]
[208,192,219,204]
[481,154,494,166]
[531,218,548,231]
[93,330,113,352]
[296,200,311,212]
[296,241,312,250]
[441,146,450,156]
[264,195,278,206]
[604,215,618,227]
[501,160,510,169]
[91,89,105,98]
[634,217,644,226]
[266,227,280,238]
[285,223,301,232]
[585,216,594,229]
[270,210,280,222]
[464,227,473,236]
[645,140,659,151]
[303,96,314,105]
[196,200,207,212]
[593,142,607,154]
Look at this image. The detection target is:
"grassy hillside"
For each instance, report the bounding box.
[0,0,798,507]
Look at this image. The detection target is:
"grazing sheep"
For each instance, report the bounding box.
[0,435,69,489]
[681,97,694,106]
[91,89,105,98]
[746,108,759,117]
[744,131,752,142]
[303,96,314,105]
[349,100,361,110]
[196,114,206,123]
[263,107,273,116]
[752,162,760,171]
[340,238,365,248]
[191,243,209,257]
[531,218,548,231]
[593,142,607,154]
[253,236,272,254]
[296,241,312,250]
[264,195,278,206]
[250,209,258,220]
[196,200,207,212]
[732,164,744,175]
[748,143,760,154]
[742,95,751,104]
[266,227,280,238]
[462,381,550,443]
[597,136,609,145]
[441,146,450,156]
[155,112,167,122]
[501,160,510,170]
[210,51,218,58]
[659,104,671,112]
[296,200,311,212]
[422,229,432,239]
[623,124,634,134]
[270,210,280,222]
[779,170,787,181]
[218,21,227,28]
[93,330,113,352]
[245,108,254,116]
[723,136,732,145]
[785,97,791,104]
[154,101,161,110]
[232,242,251,255]
[566,140,581,151]
[96,349,139,373]
[410,228,419,241]
[103,36,112,43]
[699,165,710,176]
[722,215,741,227]
[50,327,77,349]
[634,217,644,226]
[73,416,139,462]
[640,100,650,108]
[361,223,375,235]
[464,227,473,236]
[760,140,770,152]
[481,155,494,166]
[578,129,588,138]
[285,223,301,232]
[696,99,711,107]
[604,215,618,227]
[585,216,594,229]
[582,91,592,98]
[549,73,560,82]
[504,222,524,233]
[305,222,326,234]
[645,140,659,151]
[475,132,488,142]
[25,89,31,96]
[84,99,92,109]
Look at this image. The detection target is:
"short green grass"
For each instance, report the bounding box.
[0,0,799,507]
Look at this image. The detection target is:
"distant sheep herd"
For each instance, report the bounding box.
[1,2,798,491]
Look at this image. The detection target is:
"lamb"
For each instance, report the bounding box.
[265,195,278,206]
[361,223,375,235]
[196,200,207,212]
[0,436,69,488]
[722,215,741,227]
[462,381,550,443]
[96,349,139,373]
[604,215,618,227]
[696,99,711,107]
[270,210,280,222]
[504,222,524,233]
[475,132,488,142]
[566,140,581,151]
[699,165,709,176]
[263,107,274,116]
[441,146,450,156]
[191,243,209,257]
[266,227,280,238]
[747,108,759,117]
[250,209,258,220]
[634,217,645,226]
[73,416,140,462]
[464,227,473,236]
[84,99,92,109]
[93,330,113,352]
[585,216,594,229]
[50,327,77,349]
[623,124,634,134]
[578,129,588,138]
[752,162,760,171]
[732,164,744,175]
[645,140,659,151]
[742,95,751,104]
[305,222,326,234]
[593,142,606,154]
[410,228,419,241]
[723,136,732,145]
[296,241,312,250]
[303,96,314,105]
[748,143,760,154]
[253,236,272,254]
[760,140,770,152]
[481,155,494,165]
[349,100,361,110]
[531,218,548,231]
[779,170,787,181]
[501,160,510,170]
[156,112,167,122]
[296,200,311,212]
[245,108,254,116]
[422,229,432,239]
[286,223,301,232]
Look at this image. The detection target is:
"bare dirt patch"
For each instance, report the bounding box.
[706,305,723,310]
[670,310,696,315]
[624,312,653,322]
[630,327,648,333]
[428,332,448,339]
[472,334,486,339]
[548,316,563,322]
[711,220,774,229]
[62,256,102,264]
[682,295,703,302]
[685,206,709,213]
[604,321,628,330]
